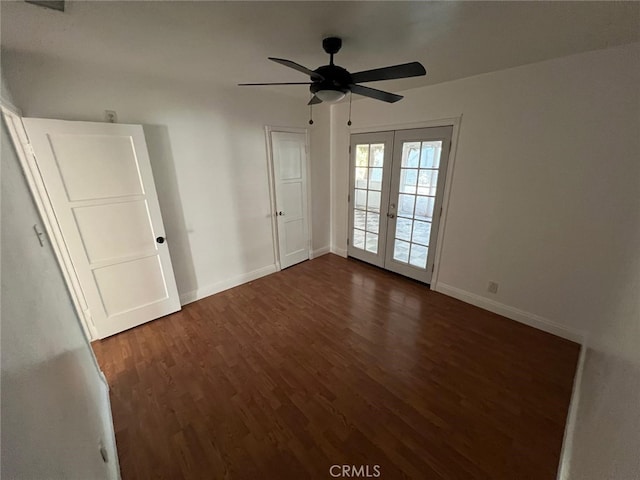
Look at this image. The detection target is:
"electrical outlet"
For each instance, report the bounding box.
[488,281,499,294]
[104,110,117,123]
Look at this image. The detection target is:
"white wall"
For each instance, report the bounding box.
[1,51,331,305]
[332,42,640,478]
[1,104,119,478]
[331,42,640,341]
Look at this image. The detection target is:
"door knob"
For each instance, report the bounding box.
[277,211,285,216]
[156,236,165,244]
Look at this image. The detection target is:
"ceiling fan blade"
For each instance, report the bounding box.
[308,95,322,105]
[350,62,426,83]
[238,82,312,86]
[350,84,403,103]
[269,57,324,81]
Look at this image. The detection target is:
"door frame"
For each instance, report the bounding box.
[1,102,97,341]
[264,126,313,271]
[348,116,462,290]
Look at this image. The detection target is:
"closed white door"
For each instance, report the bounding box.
[348,126,453,284]
[270,131,310,269]
[23,118,181,338]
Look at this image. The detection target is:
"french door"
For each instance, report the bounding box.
[348,126,453,284]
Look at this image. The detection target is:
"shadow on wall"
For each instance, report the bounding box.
[143,124,198,300]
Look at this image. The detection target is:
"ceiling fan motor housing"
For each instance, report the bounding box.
[310,64,352,95]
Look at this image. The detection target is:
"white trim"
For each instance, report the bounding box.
[1,105,98,341]
[556,342,588,480]
[430,117,462,290]
[264,126,280,268]
[0,97,21,115]
[179,264,277,305]
[348,117,462,135]
[435,282,585,343]
[264,126,312,271]
[310,246,331,259]
[331,246,348,258]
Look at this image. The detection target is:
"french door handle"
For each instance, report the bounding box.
[277,211,285,216]
[387,213,395,218]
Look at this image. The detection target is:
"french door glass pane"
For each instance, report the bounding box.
[355,189,367,209]
[365,232,378,253]
[367,190,381,211]
[395,217,412,241]
[356,145,370,166]
[401,142,420,167]
[392,140,442,269]
[400,169,418,193]
[370,144,384,167]
[355,167,368,188]
[393,239,410,262]
[415,196,435,221]
[352,143,386,255]
[412,220,431,245]
[420,142,441,168]
[366,212,380,234]
[398,194,415,217]
[353,229,365,249]
[409,244,428,267]
[369,168,383,190]
[354,210,366,230]
[417,169,438,196]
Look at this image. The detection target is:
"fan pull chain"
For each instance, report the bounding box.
[347,91,353,127]
[309,101,314,125]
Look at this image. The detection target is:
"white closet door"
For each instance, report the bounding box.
[271,131,310,269]
[23,118,181,338]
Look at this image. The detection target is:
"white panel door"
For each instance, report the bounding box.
[271,131,309,269]
[23,118,181,338]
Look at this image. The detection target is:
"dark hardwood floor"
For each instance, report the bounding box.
[93,254,580,480]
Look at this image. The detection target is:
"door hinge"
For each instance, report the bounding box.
[23,142,36,157]
[349,145,352,154]
[33,224,46,247]
[348,193,350,203]
[84,309,96,328]
[432,264,435,273]
[439,206,443,217]
[347,237,350,246]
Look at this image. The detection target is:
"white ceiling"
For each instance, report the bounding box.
[2,1,639,100]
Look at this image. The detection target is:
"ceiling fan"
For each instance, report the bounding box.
[238,37,426,105]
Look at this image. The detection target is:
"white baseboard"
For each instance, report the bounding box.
[556,343,588,480]
[435,283,585,343]
[179,264,277,305]
[310,246,330,259]
[330,246,348,258]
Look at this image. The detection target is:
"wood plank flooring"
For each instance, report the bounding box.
[93,254,580,480]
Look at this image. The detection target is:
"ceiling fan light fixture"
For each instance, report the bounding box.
[315,89,346,103]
